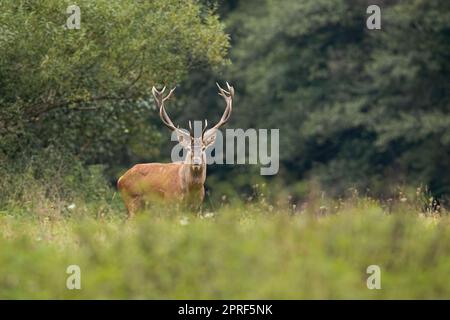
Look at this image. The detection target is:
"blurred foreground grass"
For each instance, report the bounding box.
[1,197,449,299]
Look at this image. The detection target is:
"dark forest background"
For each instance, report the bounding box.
[1,0,449,208]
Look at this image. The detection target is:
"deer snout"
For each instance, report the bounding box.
[192,158,202,167]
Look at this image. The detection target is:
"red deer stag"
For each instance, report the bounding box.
[117,82,234,217]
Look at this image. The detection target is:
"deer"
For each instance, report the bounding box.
[117,82,234,218]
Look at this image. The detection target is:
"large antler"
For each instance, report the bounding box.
[206,82,234,134]
[152,86,177,131]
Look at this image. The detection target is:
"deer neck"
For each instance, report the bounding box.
[180,163,206,191]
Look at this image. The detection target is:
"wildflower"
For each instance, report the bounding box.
[204,212,214,219]
[400,197,407,202]
[67,203,76,210]
[179,217,189,226]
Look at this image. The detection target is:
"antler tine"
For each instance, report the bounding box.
[188,120,194,137]
[216,82,227,97]
[216,82,235,98]
[163,87,176,102]
[152,85,178,131]
[152,86,165,100]
[226,82,235,97]
[202,119,208,138]
[210,82,234,131]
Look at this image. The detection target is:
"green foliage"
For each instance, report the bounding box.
[0,198,449,299]
[0,0,229,165]
[223,0,450,196]
[0,146,120,219]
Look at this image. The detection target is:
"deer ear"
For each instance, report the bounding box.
[176,129,192,149]
[203,128,217,148]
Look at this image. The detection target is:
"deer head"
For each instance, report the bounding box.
[152,82,234,171]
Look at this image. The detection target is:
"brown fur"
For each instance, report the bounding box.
[117,162,206,218]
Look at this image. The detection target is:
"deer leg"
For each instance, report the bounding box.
[126,196,142,219]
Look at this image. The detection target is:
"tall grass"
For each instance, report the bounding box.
[0,155,448,299]
[1,194,449,299]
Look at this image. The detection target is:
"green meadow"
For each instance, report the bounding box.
[1,189,448,299]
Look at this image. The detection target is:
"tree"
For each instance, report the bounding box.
[0,0,229,167]
[224,0,449,196]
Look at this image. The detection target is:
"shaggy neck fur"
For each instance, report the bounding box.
[180,163,206,191]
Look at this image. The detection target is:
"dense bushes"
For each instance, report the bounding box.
[0,147,120,218]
